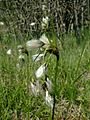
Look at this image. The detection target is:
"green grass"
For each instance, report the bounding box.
[0,30,90,120]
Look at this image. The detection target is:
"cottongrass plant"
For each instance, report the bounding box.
[30,22,36,26]
[32,53,44,62]
[0,21,4,25]
[26,33,59,119]
[45,90,53,108]
[35,63,47,79]
[45,76,52,92]
[30,80,42,96]
[7,49,12,55]
[41,16,49,30]
[1,30,90,119]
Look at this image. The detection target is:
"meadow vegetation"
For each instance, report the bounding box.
[0,29,90,120]
[0,0,90,120]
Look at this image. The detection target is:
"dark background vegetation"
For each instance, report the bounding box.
[0,0,90,41]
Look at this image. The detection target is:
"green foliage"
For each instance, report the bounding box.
[0,30,90,119]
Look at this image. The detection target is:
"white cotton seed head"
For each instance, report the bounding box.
[32,54,44,62]
[46,77,52,92]
[40,34,50,45]
[17,45,23,49]
[17,45,23,54]
[0,22,4,25]
[30,22,36,26]
[41,16,49,29]
[26,39,43,50]
[18,55,25,60]
[42,16,49,24]
[18,49,22,54]
[45,90,53,108]
[31,80,41,96]
[7,49,12,55]
[35,63,47,78]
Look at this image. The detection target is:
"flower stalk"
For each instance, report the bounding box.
[49,38,59,119]
[26,33,59,119]
[52,54,59,120]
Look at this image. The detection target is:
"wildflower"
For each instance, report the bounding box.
[7,49,12,55]
[35,63,47,78]
[26,39,44,50]
[45,90,53,108]
[26,34,50,51]
[32,53,44,62]
[18,54,25,61]
[39,34,50,48]
[41,16,49,29]
[31,80,41,96]
[30,22,36,26]
[46,77,52,92]
[42,16,49,24]
[0,22,4,25]
[17,45,23,49]
[40,34,59,60]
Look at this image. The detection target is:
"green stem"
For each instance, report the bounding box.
[74,41,86,83]
[52,57,59,120]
